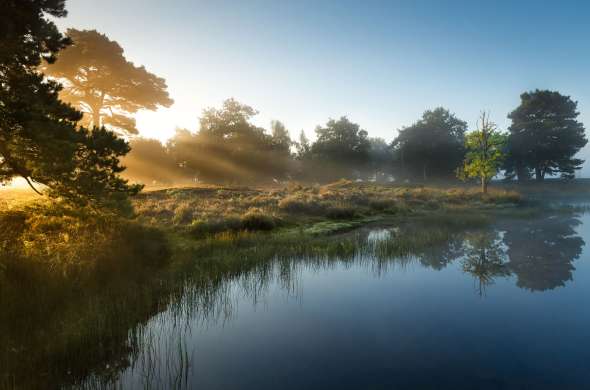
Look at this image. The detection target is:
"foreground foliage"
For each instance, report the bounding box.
[0,0,141,210]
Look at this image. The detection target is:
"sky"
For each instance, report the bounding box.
[54,0,590,175]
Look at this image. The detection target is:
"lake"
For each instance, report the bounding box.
[5,206,590,389]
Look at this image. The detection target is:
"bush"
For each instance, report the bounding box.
[278,195,326,215]
[189,217,242,236]
[189,209,278,236]
[240,208,277,231]
[368,199,395,211]
[325,206,357,220]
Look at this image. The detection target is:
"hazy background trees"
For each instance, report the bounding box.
[299,117,371,181]
[42,29,173,136]
[120,92,587,188]
[4,0,585,193]
[392,108,467,182]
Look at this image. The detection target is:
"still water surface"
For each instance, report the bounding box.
[73,208,590,389]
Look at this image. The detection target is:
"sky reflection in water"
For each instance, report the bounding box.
[92,210,590,390]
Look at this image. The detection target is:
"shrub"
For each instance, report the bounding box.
[240,208,277,231]
[189,217,242,236]
[325,206,357,220]
[278,195,326,215]
[368,199,395,211]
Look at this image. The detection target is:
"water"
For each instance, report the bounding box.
[90,210,590,389]
[5,208,590,389]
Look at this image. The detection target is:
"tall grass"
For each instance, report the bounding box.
[134,181,521,238]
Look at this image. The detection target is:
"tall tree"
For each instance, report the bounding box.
[458,112,506,193]
[312,117,370,163]
[42,29,173,135]
[506,90,587,181]
[393,108,466,181]
[310,117,370,180]
[0,1,140,210]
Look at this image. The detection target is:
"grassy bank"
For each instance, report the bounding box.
[133,180,521,238]
[0,180,522,276]
[0,214,492,388]
[4,180,583,388]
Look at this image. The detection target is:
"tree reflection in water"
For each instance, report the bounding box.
[502,214,585,291]
[1,210,586,388]
[461,231,510,297]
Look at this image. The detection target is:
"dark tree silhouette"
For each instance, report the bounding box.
[43,29,174,135]
[506,90,587,181]
[393,108,466,181]
[0,0,140,209]
[308,117,370,180]
[312,117,370,164]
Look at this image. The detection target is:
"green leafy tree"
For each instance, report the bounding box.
[393,108,466,181]
[506,90,587,181]
[0,1,140,210]
[458,112,506,193]
[42,29,173,135]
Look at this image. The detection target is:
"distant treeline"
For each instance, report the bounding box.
[124,90,587,186]
[2,1,587,212]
